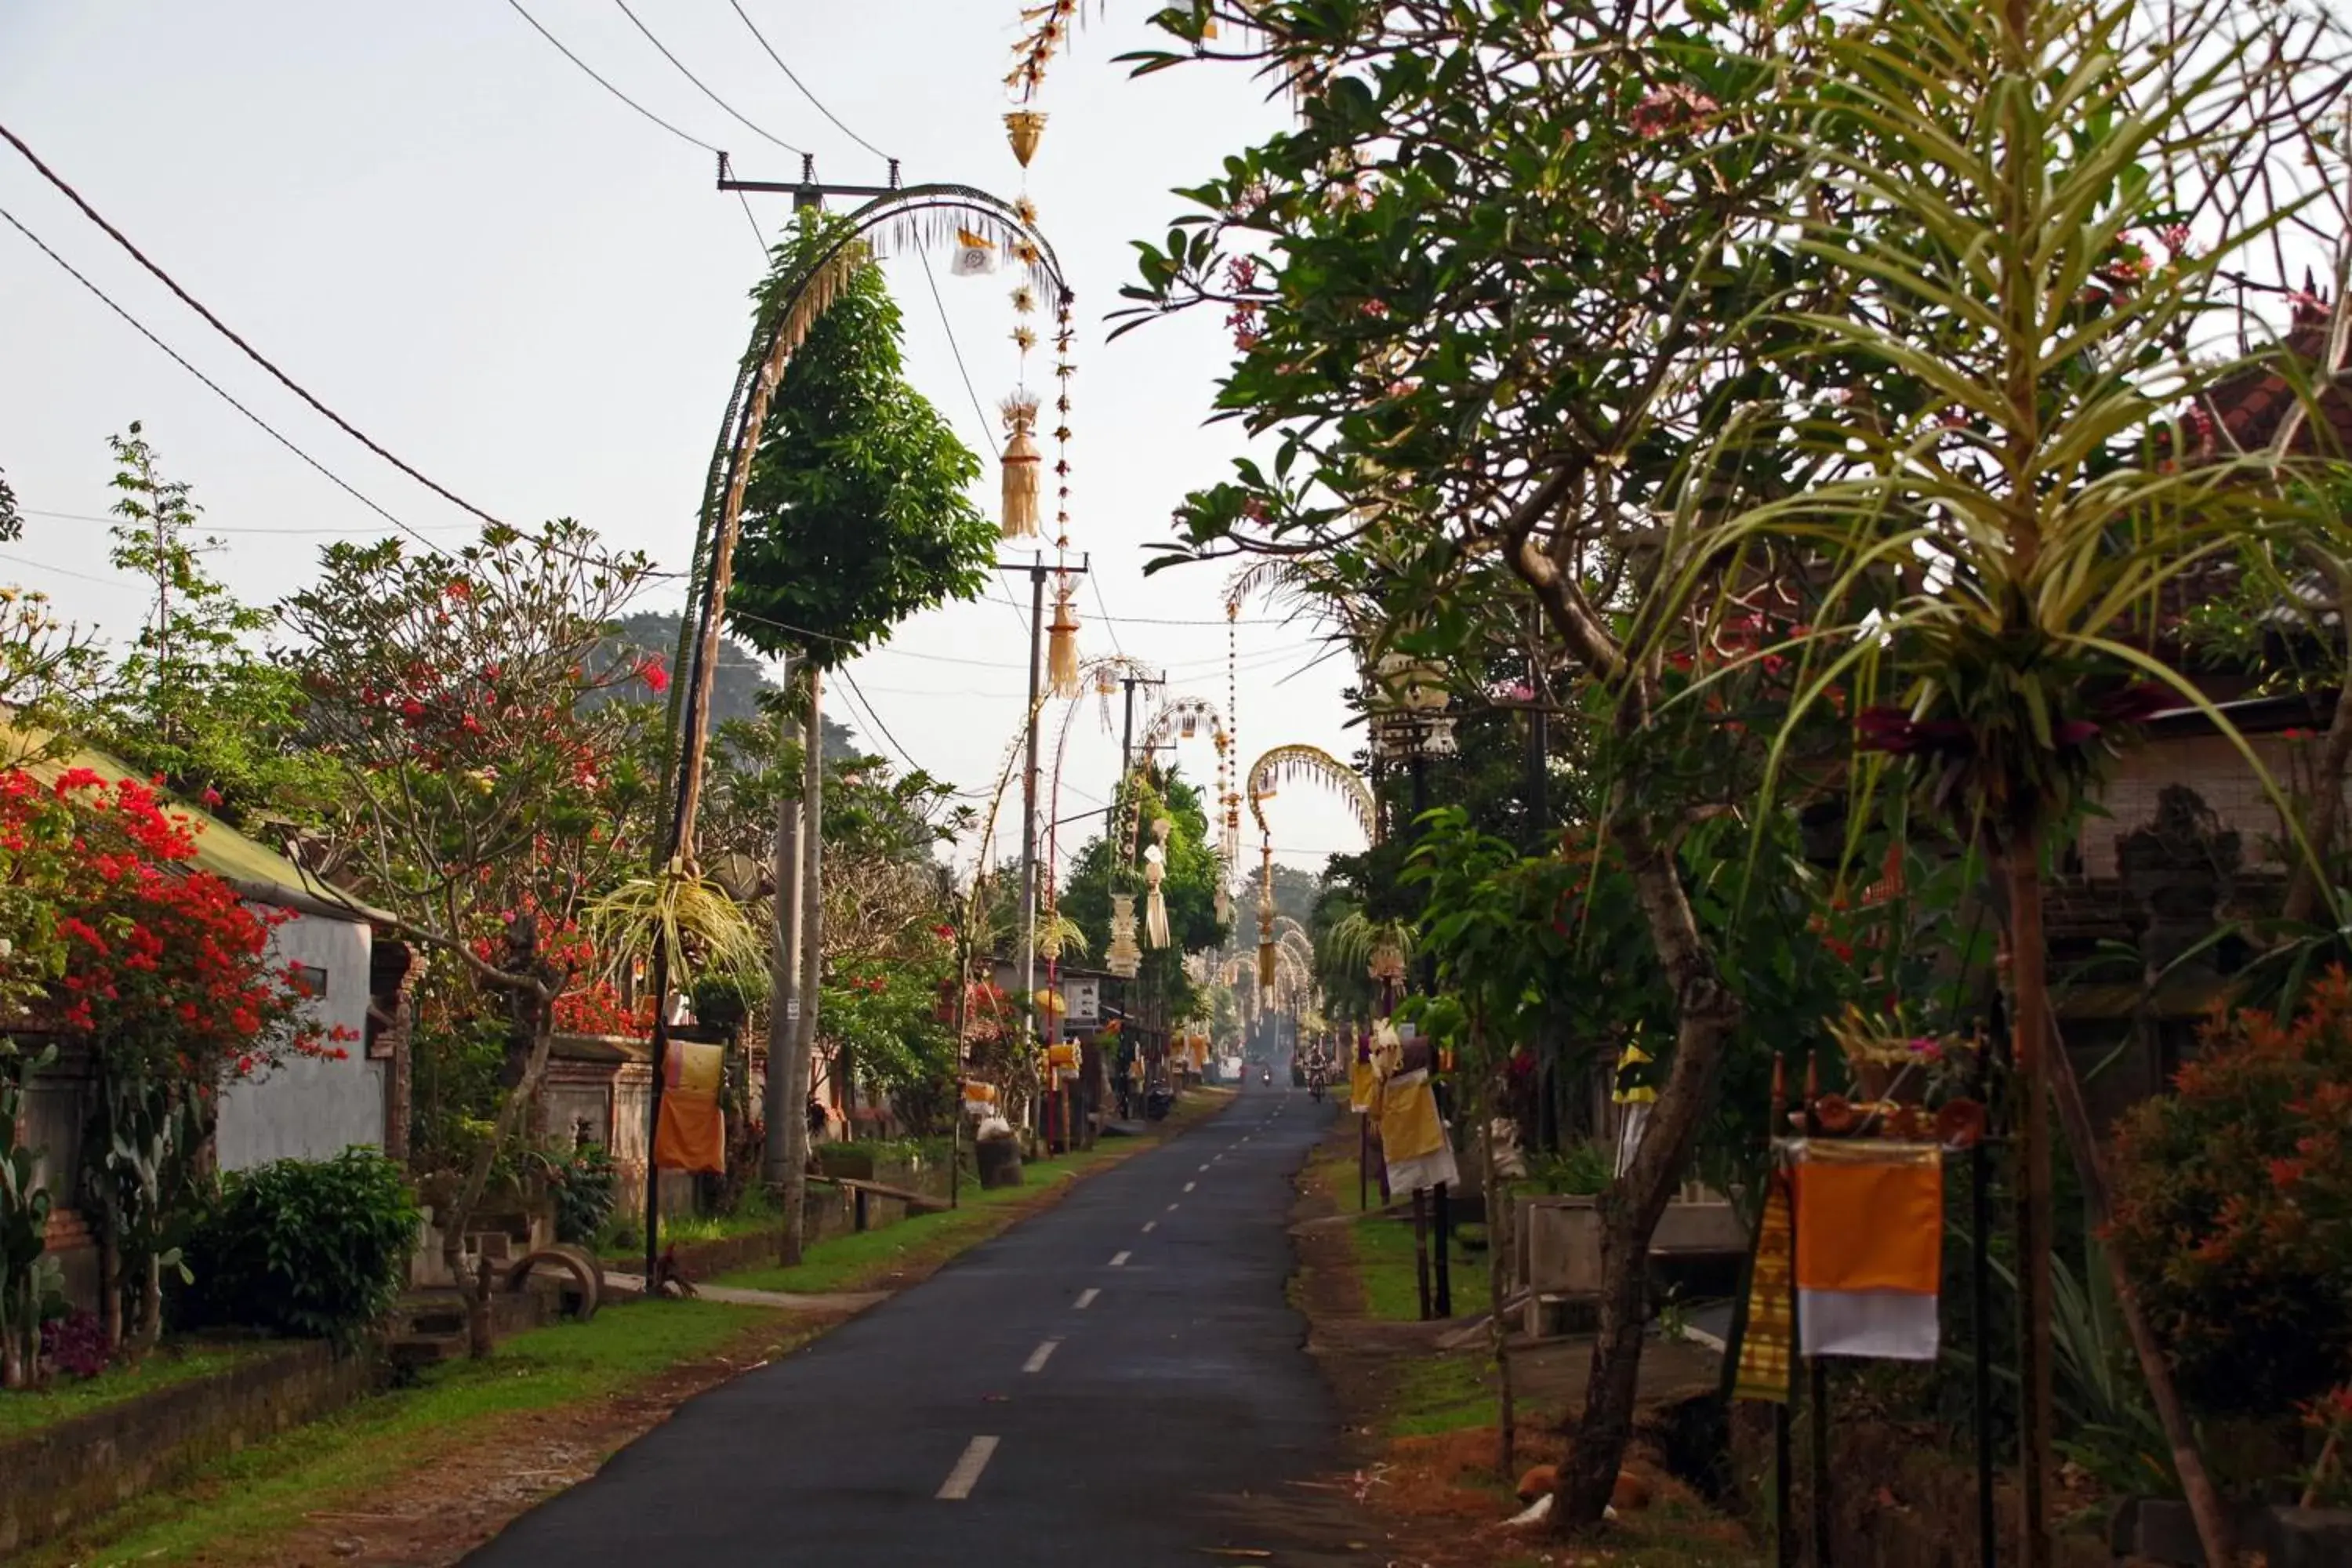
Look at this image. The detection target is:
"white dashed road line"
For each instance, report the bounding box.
[1075,1288,1099,1309]
[1022,1339,1060,1374]
[938,1436,1000,1501]
[1110,1250,1132,1267]
[1183,1181,1196,1192]
[1142,1220,1157,1233]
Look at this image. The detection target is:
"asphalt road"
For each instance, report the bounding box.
[467,1079,1342,1567]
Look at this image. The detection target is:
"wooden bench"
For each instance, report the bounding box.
[812,1175,953,1231]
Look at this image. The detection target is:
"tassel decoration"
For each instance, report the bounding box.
[1047,579,1082,698]
[1000,397,1041,539]
[1259,938,1276,990]
[1005,110,1047,167]
[1145,857,1170,949]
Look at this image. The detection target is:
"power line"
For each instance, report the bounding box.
[837,664,935,781]
[726,0,895,164]
[612,0,804,158]
[913,247,1033,641]
[0,550,128,589]
[0,205,456,560]
[21,506,466,539]
[0,119,515,539]
[504,0,722,154]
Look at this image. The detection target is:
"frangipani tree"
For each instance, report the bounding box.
[1719,0,2349,1554]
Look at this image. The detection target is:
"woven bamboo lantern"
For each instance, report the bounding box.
[1047,578,1082,698]
[1107,893,1142,978]
[1001,396,1041,539]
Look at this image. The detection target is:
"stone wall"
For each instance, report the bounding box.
[0,1339,379,1557]
[2084,730,2303,880]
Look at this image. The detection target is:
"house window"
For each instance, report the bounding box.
[292,964,328,1000]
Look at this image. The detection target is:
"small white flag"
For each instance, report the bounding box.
[952,229,997,277]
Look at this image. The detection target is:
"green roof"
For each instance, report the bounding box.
[14,731,380,925]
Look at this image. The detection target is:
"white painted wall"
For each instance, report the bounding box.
[214,909,381,1171]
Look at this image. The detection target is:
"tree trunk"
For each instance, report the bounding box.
[2005,829,2056,1568]
[2044,999,2233,1563]
[1555,818,1742,1531]
[445,1007,560,1359]
[780,671,826,1266]
[1478,1042,1515,1479]
[2283,583,2352,926]
[100,1216,122,1352]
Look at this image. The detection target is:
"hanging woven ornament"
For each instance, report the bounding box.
[1005,110,1047,167]
[1107,893,1142,978]
[1214,881,1232,927]
[1144,818,1173,948]
[1047,576,1082,698]
[1000,396,1041,539]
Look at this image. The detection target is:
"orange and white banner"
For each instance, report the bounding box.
[1791,1138,1942,1361]
[653,1040,726,1174]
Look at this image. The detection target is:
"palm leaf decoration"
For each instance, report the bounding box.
[586,861,769,1000]
[1706,0,2338,1554]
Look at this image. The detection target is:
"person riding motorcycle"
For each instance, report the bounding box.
[1261,1064,1272,1085]
[1307,1059,1327,1102]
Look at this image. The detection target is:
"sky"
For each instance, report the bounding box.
[0,1,1375,886]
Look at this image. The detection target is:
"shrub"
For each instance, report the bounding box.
[548,1142,617,1246]
[41,1310,108,1380]
[2109,968,2352,1417]
[185,1149,420,1343]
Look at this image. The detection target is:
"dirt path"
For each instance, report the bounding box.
[1283,1113,1761,1568]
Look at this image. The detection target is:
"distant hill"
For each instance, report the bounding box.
[602,612,856,759]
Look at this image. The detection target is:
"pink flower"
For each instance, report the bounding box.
[200,786,223,808]
[639,658,671,695]
[1629,84,1719,140]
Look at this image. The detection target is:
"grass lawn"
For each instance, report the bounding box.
[719,1089,1236,1297]
[24,1298,785,1568]
[719,1140,1134,1295]
[0,1339,275,1439]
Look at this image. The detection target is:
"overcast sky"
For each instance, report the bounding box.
[0,1,1377,885]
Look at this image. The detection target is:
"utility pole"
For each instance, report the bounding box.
[719,151,905,212]
[764,659,800,1193]
[999,554,1089,1133]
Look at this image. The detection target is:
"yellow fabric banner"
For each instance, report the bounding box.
[653,1040,726,1174]
[1377,1069,1446,1163]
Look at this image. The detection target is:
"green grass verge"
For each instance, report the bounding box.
[1388,1351,1501,1437]
[24,1299,781,1568]
[717,1143,1122,1295]
[0,1340,274,1439]
[718,1090,1237,1297]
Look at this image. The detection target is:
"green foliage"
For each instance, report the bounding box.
[0,1043,64,1386]
[184,1150,422,1344]
[2109,971,2352,1418]
[0,463,19,543]
[546,1142,618,1247]
[90,425,332,828]
[728,216,994,667]
[1058,771,1229,1022]
[1526,1142,1613,1198]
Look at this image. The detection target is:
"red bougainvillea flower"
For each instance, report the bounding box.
[638,656,670,695]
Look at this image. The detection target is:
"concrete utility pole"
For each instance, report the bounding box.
[997,554,1088,1132]
[764,659,800,1192]
[782,668,826,1265]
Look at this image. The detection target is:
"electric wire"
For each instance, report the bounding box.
[0,205,458,560]
[914,246,1034,641]
[0,119,516,540]
[612,0,805,157]
[503,0,723,154]
[726,0,895,163]
[837,664,936,781]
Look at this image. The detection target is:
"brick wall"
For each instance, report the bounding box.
[0,1339,378,1556]
[2082,731,2310,880]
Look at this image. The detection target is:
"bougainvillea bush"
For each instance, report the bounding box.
[0,762,349,1356]
[2109,968,2352,1417]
